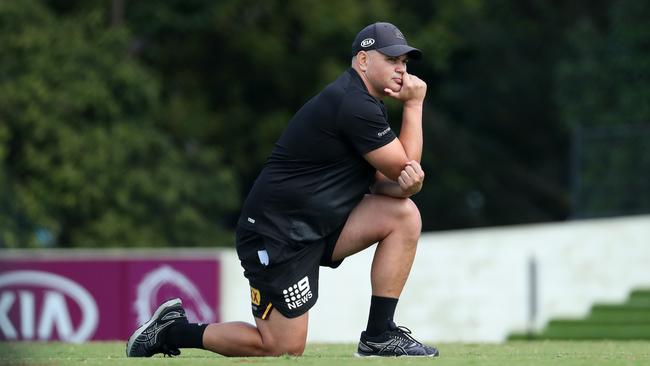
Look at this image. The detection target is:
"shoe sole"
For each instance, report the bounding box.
[126,298,182,357]
[354,352,439,358]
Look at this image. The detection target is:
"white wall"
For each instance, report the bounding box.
[220,215,650,343]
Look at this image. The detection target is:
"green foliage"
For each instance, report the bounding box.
[556,0,650,128]
[556,0,650,217]
[2,0,648,246]
[123,0,478,228]
[124,0,407,180]
[0,0,238,247]
[414,0,575,228]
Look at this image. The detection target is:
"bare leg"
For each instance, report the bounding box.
[202,311,308,357]
[203,194,420,357]
[332,194,421,297]
[334,196,438,357]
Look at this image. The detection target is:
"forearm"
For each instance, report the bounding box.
[371,179,412,198]
[398,101,423,163]
[370,170,423,198]
[363,71,426,180]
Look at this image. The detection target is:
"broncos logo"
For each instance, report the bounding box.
[134,266,215,326]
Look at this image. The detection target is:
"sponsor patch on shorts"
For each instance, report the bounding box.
[250,286,261,306]
[282,276,313,310]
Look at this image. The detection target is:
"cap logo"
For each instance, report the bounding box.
[360,38,375,47]
[394,29,404,40]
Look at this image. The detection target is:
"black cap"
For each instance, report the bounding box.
[351,22,422,59]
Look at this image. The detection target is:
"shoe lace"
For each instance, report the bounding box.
[393,325,423,346]
[160,344,181,357]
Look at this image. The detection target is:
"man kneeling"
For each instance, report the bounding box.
[127,22,438,358]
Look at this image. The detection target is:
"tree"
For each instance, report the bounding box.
[0,0,238,247]
[4,1,645,248]
[555,0,650,217]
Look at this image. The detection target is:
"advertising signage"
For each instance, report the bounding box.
[0,253,220,342]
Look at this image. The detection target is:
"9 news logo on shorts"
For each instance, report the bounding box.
[0,257,220,342]
[283,276,313,310]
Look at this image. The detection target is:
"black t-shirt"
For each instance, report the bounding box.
[237,68,397,242]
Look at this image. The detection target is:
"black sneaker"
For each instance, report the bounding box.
[356,321,439,357]
[126,298,188,357]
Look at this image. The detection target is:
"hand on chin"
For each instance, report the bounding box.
[386,84,402,94]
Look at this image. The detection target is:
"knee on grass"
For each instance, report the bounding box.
[262,340,305,357]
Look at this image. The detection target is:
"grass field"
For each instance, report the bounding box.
[2,341,650,366]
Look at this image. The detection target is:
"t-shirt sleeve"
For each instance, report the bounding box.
[338,93,397,155]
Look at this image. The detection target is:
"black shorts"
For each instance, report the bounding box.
[235,226,344,320]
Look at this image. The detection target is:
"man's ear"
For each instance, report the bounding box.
[357,51,369,72]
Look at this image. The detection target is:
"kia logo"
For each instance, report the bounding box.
[0,270,99,342]
[361,38,375,47]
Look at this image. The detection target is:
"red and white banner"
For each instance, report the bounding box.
[0,254,220,342]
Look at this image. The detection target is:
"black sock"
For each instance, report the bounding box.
[365,296,398,337]
[165,323,208,349]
